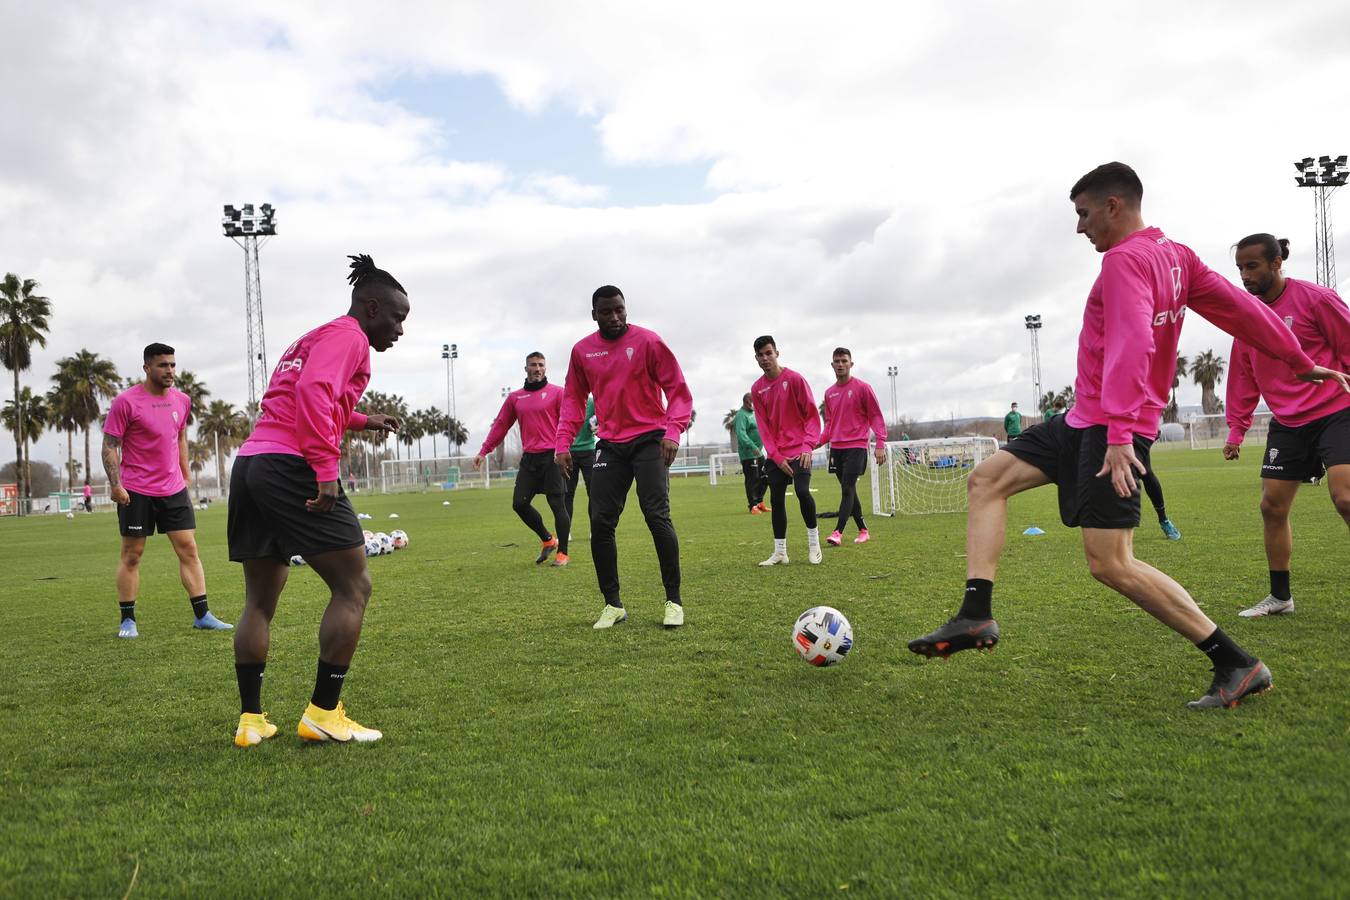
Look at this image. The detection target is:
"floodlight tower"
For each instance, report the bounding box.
[1294,155,1349,290]
[222,203,277,417]
[886,366,899,424]
[441,343,458,452]
[1024,314,1043,415]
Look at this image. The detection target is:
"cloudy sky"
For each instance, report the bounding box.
[5,0,1349,470]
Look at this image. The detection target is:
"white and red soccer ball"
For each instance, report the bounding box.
[791,606,854,666]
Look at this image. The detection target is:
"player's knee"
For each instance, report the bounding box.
[1084,550,1128,587]
[1332,490,1350,522]
[121,547,143,568]
[512,498,533,516]
[342,572,373,608]
[1259,495,1290,521]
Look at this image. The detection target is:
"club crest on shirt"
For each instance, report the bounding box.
[1268,449,1280,463]
[626,347,634,361]
[172,410,180,423]
[782,382,788,391]
[1283,316,1294,329]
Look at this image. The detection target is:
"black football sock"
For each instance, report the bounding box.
[1270,570,1291,602]
[1196,628,1256,669]
[958,579,993,620]
[119,601,136,623]
[189,594,209,619]
[310,659,349,711]
[236,662,265,715]
[1156,506,1168,524]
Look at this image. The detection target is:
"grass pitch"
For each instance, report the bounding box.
[1,447,1347,897]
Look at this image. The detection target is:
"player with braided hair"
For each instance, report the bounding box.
[228,252,408,746]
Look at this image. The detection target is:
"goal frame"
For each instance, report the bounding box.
[869,436,999,517]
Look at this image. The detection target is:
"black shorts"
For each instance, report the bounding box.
[117,488,195,538]
[1261,407,1350,481]
[516,450,565,497]
[766,458,813,488]
[1003,415,1153,530]
[227,454,365,562]
[829,448,868,478]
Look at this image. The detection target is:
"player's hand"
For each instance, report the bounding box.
[555,450,574,479]
[777,459,794,476]
[660,439,680,467]
[874,447,887,466]
[111,486,130,506]
[1222,442,1241,461]
[1296,365,1350,393]
[1096,443,1147,498]
[472,455,485,471]
[365,413,400,433]
[306,480,340,513]
[797,452,812,470]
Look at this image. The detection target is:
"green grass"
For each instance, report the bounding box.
[1,447,1347,898]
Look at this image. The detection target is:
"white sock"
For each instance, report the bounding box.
[774,538,787,555]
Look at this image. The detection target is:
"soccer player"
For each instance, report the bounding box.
[474,352,571,567]
[228,254,406,747]
[907,162,1348,709]
[732,392,769,514]
[751,336,822,566]
[1224,233,1350,618]
[1003,402,1023,441]
[554,285,693,629]
[820,348,886,546]
[563,395,598,537]
[102,342,230,638]
[1140,464,1181,540]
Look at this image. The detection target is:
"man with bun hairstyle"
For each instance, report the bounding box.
[907,162,1350,710]
[1226,233,1350,618]
[227,253,406,746]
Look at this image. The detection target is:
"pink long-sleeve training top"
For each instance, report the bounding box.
[239,315,371,482]
[479,384,563,456]
[554,325,693,452]
[751,367,821,465]
[1065,227,1316,445]
[1226,277,1350,443]
[822,377,887,449]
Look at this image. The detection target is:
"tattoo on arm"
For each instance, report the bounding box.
[102,434,122,488]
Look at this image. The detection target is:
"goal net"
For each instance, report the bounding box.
[870,437,999,516]
[707,453,742,485]
[379,456,494,493]
[1187,412,1272,451]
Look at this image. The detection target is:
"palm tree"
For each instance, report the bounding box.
[2,387,48,498]
[187,438,212,497]
[174,370,210,426]
[0,273,52,504]
[722,407,739,438]
[447,416,468,456]
[1191,350,1226,415]
[53,350,121,488]
[423,409,449,458]
[1164,353,1188,424]
[199,400,248,493]
[46,383,81,489]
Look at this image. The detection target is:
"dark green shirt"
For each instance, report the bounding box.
[570,397,597,453]
[733,407,763,461]
[1003,410,1023,436]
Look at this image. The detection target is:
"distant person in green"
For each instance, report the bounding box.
[1003,402,1023,440]
[733,392,769,514]
[1046,400,1067,420]
[564,396,598,531]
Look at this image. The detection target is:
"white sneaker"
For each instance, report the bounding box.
[593,605,629,629]
[663,600,684,628]
[807,529,823,565]
[759,551,789,566]
[1238,595,1294,618]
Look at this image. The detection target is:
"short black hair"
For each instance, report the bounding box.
[1069,162,1143,206]
[526,351,545,362]
[832,347,852,359]
[347,253,406,299]
[592,285,624,307]
[1236,233,1290,263]
[753,335,776,353]
[144,342,175,361]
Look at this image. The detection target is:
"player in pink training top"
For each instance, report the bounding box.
[102,342,230,639]
[908,162,1349,710]
[474,351,571,567]
[751,336,823,567]
[1224,233,1350,619]
[227,254,405,748]
[819,347,887,548]
[554,285,693,630]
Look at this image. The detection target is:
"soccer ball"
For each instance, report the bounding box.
[65,511,75,519]
[364,537,382,557]
[289,555,307,567]
[375,532,394,555]
[362,529,374,541]
[390,529,408,549]
[791,606,854,667]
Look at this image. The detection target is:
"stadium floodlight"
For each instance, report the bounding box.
[886,366,899,426]
[1024,315,1044,417]
[441,343,460,453]
[1294,154,1347,289]
[221,203,278,417]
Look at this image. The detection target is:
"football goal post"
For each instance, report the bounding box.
[1187,412,1272,451]
[707,453,742,485]
[870,436,999,516]
[379,456,494,493]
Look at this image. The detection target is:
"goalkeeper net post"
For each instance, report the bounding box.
[870,437,999,516]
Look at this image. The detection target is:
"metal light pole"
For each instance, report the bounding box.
[221,204,277,419]
[1025,315,1043,418]
[442,343,458,453]
[1294,155,1348,290]
[886,366,899,425]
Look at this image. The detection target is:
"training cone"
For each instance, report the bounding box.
[389,513,400,519]
[1023,526,1046,536]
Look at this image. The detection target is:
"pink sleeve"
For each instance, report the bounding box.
[478,396,517,457]
[294,331,367,482]
[1186,261,1315,373]
[864,383,887,443]
[1312,289,1350,369]
[1099,253,1157,444]
[347,411,368,431]
[1225,340,1260,445]
[555,347,589,453]
[103,396,130,439]
[797,374,821,448]
[753,390,780,465]
[650,338,693,443]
